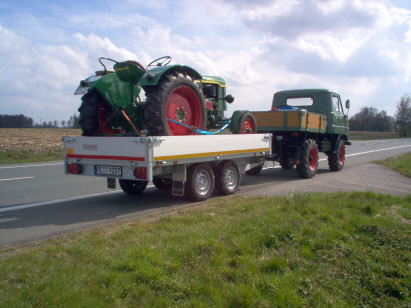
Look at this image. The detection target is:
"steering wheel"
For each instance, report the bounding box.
[99,57,118,74]
[146,56,172,70]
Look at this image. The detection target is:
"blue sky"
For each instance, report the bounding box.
[0,0,410,123]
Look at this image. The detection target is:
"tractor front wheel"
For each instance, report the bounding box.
[144,72,206,136]
[231,111,257,134]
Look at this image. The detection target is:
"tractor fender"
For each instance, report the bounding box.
[331,134,348,152]
[138,64,203,87]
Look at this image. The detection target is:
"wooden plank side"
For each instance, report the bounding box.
[252,111,283,129]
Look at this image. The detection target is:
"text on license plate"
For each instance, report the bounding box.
[94,165,122,177]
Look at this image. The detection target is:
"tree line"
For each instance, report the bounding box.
[348,94,410,137]
[0,114,80,128]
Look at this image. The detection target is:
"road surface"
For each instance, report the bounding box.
[0,138,410,249]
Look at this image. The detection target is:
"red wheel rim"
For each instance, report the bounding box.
[98,104,123,135]
[308,147,318,171]
[339,144,345,165]
[241,117,256,134]
[166,85,203,135]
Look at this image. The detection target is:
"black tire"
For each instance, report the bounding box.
[153,178,173,190]
[245,164,263,175]
[280,152,296,169]
[119,179,148,195]
[144,72,207,136]
[296,139,318,178]
[215,161,241,195]
[232,111,257,134]
[185,163,215,201]
[328,139,345,171]
[78,91,100,136]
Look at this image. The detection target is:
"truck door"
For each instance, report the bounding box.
[331,94,349,135]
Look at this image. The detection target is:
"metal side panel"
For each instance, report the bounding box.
[63,136,148,163]
[152,134,271,164]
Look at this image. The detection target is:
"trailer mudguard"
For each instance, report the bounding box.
[138,64,203,87]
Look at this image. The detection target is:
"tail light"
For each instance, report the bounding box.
[134,167,147,179]
[67,163,83,174]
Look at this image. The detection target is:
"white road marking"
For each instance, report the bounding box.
[0,184,155,213]
[0,162,63,169]
[0,176,34,182]
[345,144,411,157]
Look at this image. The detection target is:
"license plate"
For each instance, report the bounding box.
[94,165,122,177]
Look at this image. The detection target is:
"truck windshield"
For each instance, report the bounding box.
[286,96,313,107]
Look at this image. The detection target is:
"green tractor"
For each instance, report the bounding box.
[74,56,256,136]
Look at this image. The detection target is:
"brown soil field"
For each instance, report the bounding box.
[0,128,82,152]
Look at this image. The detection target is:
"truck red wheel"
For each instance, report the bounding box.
[296,139,318,178]
[328,139,345,171]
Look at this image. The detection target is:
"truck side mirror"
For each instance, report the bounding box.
[345,99,350,110]
[225,94,234,104]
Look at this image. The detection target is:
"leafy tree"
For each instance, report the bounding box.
[349,107,394,132]
[395,95,411,137]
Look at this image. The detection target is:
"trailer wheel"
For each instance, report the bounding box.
[185,163,215,201]
[153,178,173,190]
[328,139,345,171]
[215,161,240,195]
[119,179,148,195]
[144,72,207,136]
[296,139,318,178]
[245,164,263,175]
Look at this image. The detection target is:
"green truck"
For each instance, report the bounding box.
[252,89,351,178]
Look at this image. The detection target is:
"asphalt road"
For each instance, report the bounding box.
[1,138,410,249]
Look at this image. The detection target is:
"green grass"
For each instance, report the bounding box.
[1,192,410,307]
[0,150,63,164]
[373,152,411,178]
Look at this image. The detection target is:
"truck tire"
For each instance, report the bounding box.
[78,90,122,136]
[245,164,263,175]
[279,153,296,169]
[215,160,240,195]
[144,72,207,136]
[296,139,318,178]
[119,179,148,195]
[328,139,345,171]
[185,163,215,201]
[231,111,257,134]
[153,178,173,191]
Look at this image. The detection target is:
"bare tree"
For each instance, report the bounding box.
[395,95,411,137]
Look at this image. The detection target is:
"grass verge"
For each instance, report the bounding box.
[373,152,411,178]
[1,192,410,307]
[0,149,63,164]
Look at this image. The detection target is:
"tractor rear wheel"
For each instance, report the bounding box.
[144,72,206,136]
[296,139,318,178]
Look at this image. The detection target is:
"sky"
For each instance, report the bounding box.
[0,0,410,124]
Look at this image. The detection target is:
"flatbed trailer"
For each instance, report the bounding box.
[63,134,271,201]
